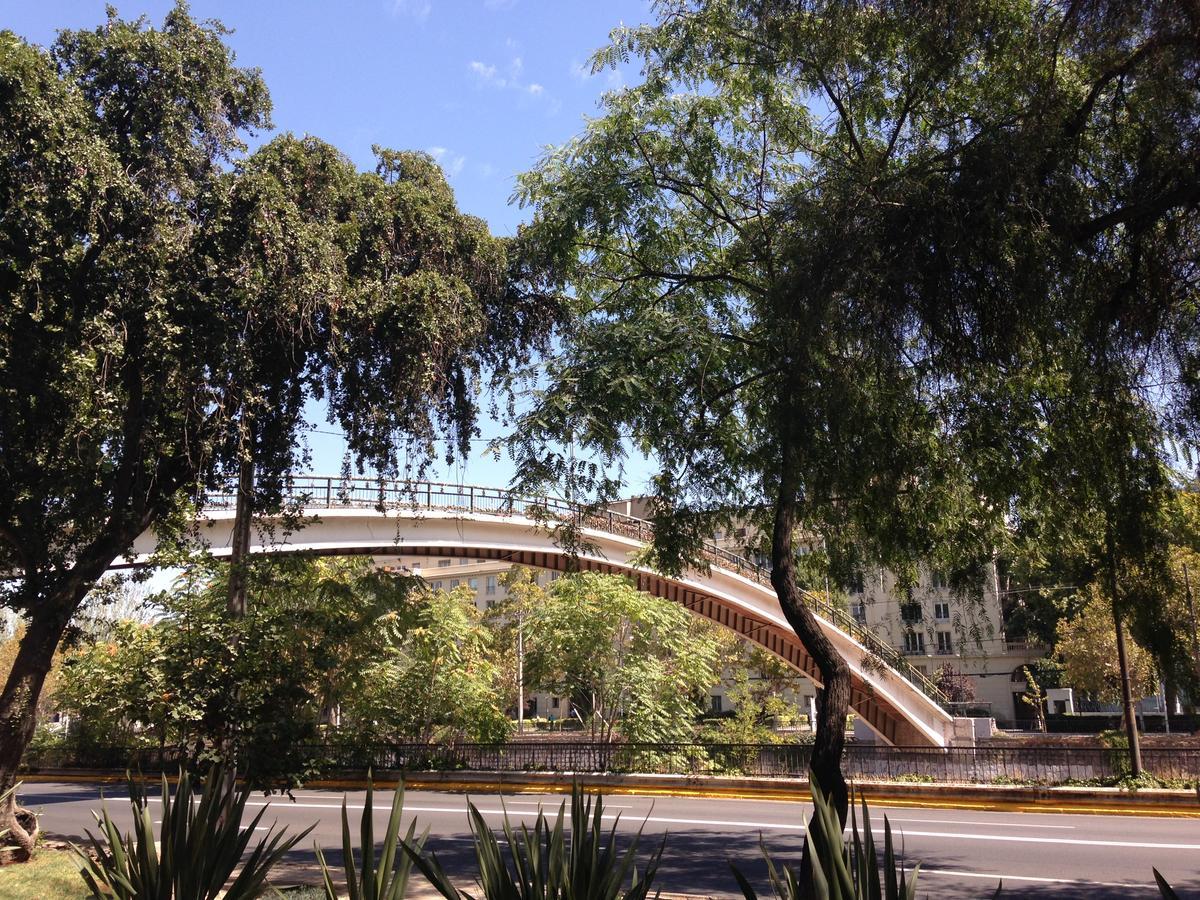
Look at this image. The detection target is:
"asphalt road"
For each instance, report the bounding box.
[23,782,1200,898]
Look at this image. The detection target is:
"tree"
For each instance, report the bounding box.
[510,0,1200,837]
[55,621,169,747]
[339,584,511,746]
[519,572,723,744]
[932,665,977,706]
[511,0,1023,822]
[0,4,555,848]
[1056,586,1159,707]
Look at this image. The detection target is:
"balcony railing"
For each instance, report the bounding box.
[1004,641,1049,654]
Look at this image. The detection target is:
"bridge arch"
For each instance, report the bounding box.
[127,478,954,747]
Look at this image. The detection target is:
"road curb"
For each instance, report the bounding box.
[18,768,1200,817]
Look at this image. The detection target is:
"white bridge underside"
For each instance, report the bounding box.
[129,506,954,747]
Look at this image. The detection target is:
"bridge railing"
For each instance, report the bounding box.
[204,475,950,711]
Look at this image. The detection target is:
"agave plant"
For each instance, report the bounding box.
[315,776,427,900]
[406,783,663,900]
[1153,868,1181,899]
[731,775,1000,900]
[72,766,311,900]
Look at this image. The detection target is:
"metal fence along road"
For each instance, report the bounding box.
[203,475,950,710]
[23,741,1200,785]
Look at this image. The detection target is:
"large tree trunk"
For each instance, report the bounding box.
[0,597,77,855]
[771,479,852,896]
[226,443,255,619]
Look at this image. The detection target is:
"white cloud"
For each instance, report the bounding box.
[390,0,432,21]
[469,51,554,110]
[477,162,496,178]
[469,60,505,88]
[426,146,466,176]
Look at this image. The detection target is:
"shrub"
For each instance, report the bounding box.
[72,766,309,900]
[315,776,427,900]
[731,774,1001,900]
[406,783,663,900]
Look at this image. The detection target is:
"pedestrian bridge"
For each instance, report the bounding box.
[128,477,955,747]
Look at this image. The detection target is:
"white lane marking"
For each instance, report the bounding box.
[882,816,1074,829]
[143,798,1199,850]
[919,867,1153,889]
[865,825,1200,851]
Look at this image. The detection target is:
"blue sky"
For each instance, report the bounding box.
[8,0,658,493]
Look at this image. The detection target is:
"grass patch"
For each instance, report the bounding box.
[0,848,87,899]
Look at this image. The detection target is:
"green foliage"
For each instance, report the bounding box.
[72,766,309,900]
[53,557,423,789]
[1055,587,1159,705]
[517,571,723,743]
[339,584,511,745]
[56,621,169,746]
[315,777,426,900]
[406,784,663,900]
[701,663,799,747]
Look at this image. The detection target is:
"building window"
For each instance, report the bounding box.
[551,697,560,709]
[486,599,495,609]
[450,579,460,589]
[713,529,724,541]
[852,602,867,624]
[550,571,560,581]
[934,602,950,621]
[433,581,443,591]
[468,578,479,591]
[437,559,452,568]
[900,602,923,624]
[936,631,953,655]
[930,570,948,590]
[903,632,926,655]
[710,695,723,713]
[846,571,865,594]
[460,557,469,566]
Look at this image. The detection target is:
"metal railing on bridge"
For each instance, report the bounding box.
[204,475,951,711]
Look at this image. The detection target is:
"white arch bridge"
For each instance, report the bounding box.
[129,477,958,747]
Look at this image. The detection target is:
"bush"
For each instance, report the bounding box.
[72,766,309,900]
[406,783,663,900]
[730,774,1000,900]
[315,776,426,900]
